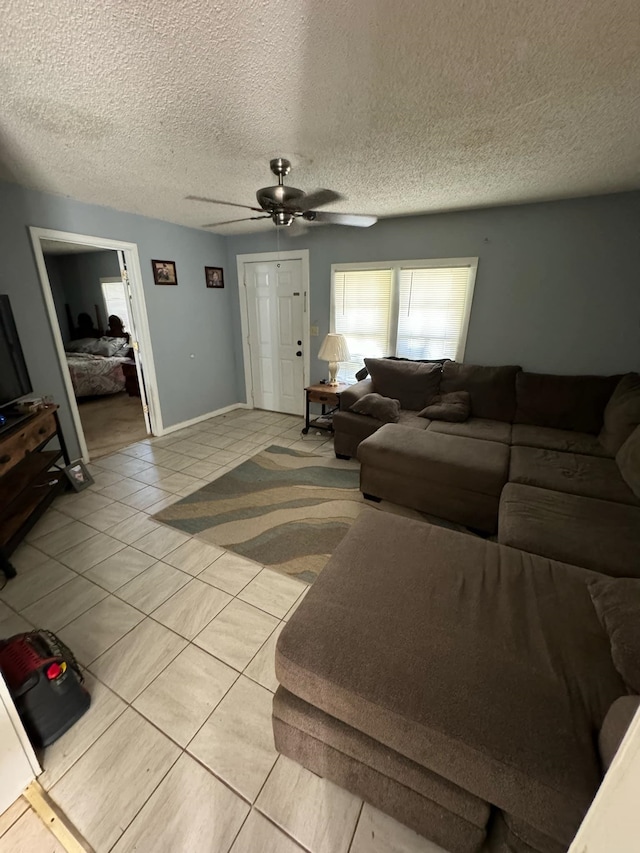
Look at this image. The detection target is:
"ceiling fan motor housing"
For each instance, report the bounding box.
[256,184,305,211]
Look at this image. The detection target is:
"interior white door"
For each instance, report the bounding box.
[244,259,305,415]
[117,251,151,434]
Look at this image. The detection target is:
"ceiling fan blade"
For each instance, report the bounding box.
[303,211,378,227]
[187,195,264,213]
[291,189,344,212]
[202,216,271,227]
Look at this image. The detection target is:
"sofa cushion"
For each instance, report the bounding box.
[358,425,509,497]
[440,362,521,422]
[364,358,441,411]
[599,373,640,455]
[509,446,639,506]
[515,372,620,435]
[429,418,512,444]
[617,424,640,498]
[511,424,611,457]
[273,688,490,828]
[276,510,625,847]
[498,483,640,577]
[273,708,488,853]
[350,392,400,423]
[502,815,566,853]
[599,696,640,771]
[419,391,470,422]
[589,577,640,694]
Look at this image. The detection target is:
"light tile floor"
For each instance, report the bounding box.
[0,407,446,853]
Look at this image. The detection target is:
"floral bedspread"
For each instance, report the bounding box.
[66,352,129,397]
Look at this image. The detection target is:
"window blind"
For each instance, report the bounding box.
[334,268,393,382]
[396,266,473,361]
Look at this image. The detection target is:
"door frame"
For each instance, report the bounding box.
[29,227,162,461]
[236,249,310,411]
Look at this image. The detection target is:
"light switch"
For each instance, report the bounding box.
[310,325,319,337]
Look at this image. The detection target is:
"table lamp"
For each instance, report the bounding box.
[318,333,350,386]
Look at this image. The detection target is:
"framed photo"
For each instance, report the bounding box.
[152,259,178,286]
[205,266,224,288]
[63,461,94,492]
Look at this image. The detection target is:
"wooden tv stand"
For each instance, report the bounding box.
[0,405,69,579]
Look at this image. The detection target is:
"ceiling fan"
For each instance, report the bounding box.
[187,158,378,229]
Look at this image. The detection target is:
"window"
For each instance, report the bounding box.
[332,258,477,382]
[101,278,131,332]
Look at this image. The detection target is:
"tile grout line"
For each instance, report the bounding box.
[347,801,365,853]
[7,411,322,844]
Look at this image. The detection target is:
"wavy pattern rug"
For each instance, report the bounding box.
[153,444,420,583]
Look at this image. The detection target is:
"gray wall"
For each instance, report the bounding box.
[43,255,71,343]
[226,191,640,398]
[0,180,238,460]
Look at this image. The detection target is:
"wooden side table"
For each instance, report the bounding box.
[302,383,349,435]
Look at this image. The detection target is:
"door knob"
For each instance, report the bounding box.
[296,351,302,357]
[297,340,302,345]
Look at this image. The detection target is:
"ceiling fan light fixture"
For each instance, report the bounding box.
[273,211,294,227]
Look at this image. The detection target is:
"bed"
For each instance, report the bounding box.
[65,335,133,398]
[66,352,132,397]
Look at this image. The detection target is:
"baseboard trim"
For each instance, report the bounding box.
[157,402,251,436]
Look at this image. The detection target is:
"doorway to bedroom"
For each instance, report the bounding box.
[30,229,159,461]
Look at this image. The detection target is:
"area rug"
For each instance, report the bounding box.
[153,444,430,583]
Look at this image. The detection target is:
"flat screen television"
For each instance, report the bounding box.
[0,295,32,408]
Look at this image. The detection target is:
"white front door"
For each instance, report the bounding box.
[244,259,305,415]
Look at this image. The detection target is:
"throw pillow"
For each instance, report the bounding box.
[418,391,470,422]
[441,363,521,422]
[616,424,640,499]
[364,358,441,411]
[350,393,400,423]
[589,576,640,693]
[514,372,621,434]
[599,373,640,455]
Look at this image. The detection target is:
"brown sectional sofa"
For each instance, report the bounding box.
[334,360,640,576]
[274,510,639,853]
[273,361,640,852]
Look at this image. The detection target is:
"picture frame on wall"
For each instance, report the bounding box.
[205,267,224,288]
[151,259,178,285]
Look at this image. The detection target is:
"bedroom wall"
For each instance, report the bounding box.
[44,250,122,344]
[43,255,71,343]
[56,250,122,333]
[226,191,640,397]
[0,180,240,460]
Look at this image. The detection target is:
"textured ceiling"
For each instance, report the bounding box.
[2,0,640,234]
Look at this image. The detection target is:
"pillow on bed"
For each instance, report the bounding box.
[65,337,100,354]
[94,336,129,356]
[69,336,129,357]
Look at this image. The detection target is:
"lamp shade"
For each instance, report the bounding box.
[318,333,350,363]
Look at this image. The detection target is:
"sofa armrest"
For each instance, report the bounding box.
[340,379,374,411]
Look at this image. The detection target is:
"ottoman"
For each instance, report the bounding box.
[274,509,624,852]
[358,424,510,532]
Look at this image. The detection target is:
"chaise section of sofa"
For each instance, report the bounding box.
[358,425,509,532]
[274,510,628,853]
